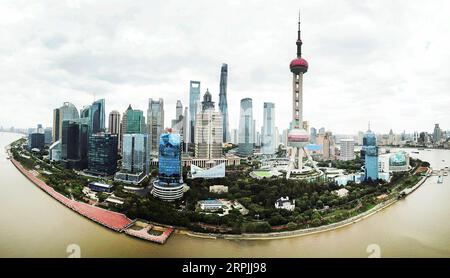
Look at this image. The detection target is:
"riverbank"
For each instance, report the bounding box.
[185,168,431,240]
[9,153,174,244]
[6,137,430,243]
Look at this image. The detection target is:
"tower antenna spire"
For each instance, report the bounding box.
[296,9,302,58]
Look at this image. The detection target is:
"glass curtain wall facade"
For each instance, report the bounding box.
[90,99,106,134]
[189,81,201,144]
[262,102,275,155]
[87,133,118,176]
[219,63,230,142]
[147,98,164,155]
[152,133,184,201]
[238,98,254,156]
[363,130,379,181]
[115,133,150,184]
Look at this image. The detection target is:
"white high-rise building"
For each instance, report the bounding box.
[108,110,121,135]
[339,138,355,161]
[195,89,223,159]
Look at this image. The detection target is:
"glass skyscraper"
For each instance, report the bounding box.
[90,99,106,134]
[53,102,79,143]
[87,133,118,176]
[152,133,184,201]
[60,119,88,170]
[219,63,230,143]
[363,128,379,181]
[126,108,145,134]
[115,133,150,184]
[147,98,164,155]
[189,81,201,144]
[262,102,275,155]
[238,98,254,156]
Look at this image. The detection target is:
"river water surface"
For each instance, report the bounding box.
[1,132,449,257]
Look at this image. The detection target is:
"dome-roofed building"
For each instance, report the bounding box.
[389,151,410,172]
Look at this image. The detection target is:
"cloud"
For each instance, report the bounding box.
[0,0,449,135]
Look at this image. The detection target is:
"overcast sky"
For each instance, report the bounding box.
[1,0,449,134]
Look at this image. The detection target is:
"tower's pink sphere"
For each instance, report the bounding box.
[290,58,308,74]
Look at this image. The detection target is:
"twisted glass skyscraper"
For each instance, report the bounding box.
[219,63,230,142]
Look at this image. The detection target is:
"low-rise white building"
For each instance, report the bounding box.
[209,185,229,194]
[334,188,349,198]
[275,197,295,211]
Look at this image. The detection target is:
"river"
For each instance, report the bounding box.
[0,132,449,258]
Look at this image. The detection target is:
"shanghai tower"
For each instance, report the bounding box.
[219,63,230,142]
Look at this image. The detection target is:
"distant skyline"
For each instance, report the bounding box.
[0,0,449,134]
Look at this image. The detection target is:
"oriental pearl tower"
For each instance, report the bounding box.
[287,12,317,178]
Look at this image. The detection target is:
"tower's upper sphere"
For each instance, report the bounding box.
[290,58,308,74]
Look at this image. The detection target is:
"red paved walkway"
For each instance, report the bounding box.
[11,159,133,231]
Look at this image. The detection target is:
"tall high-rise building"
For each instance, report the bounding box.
[44,127,52,146]
[219,63,230,142]
[60,119,88,170]
[262,102,275,155]
[176,100,183,120]
[87,133,118,176]
[363,126,379,181]
[238,98,253,156]
[119,105,145,151]
[195,89,223,159]
[310,127,317,144]
[147,98,164,155]
[189,81,201,143]
[115,133,151,185]
[231,129,238,145]
[108,110,121,135]
[28,125,45,150]
[171,100,189,152]
[339,138,355,161]
[90,99,105,134]
[152,132,184,201]
[127,107,146,134]
[52,102,79,143]
[433,123,442,144]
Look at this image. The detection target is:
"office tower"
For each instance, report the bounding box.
[147,98,164,155]
[322,132,332,160]
[44,127,52,145]
[36,124,44,134]
[115,133,151,184]
[262,102,275,155]
[433,124,442,144]
[52,102,79,143]
[195,89,223,159]
[219,63,230,142]
[182,107,189,151]
[282,129,289,147]
[152,132,184,201]
[310,127,317,144]
[339,138,355,161]
[126,106,145,134]
[318,127,325,135]
[176,100,183,120]
[60,119,88,169]
[238,98,253,156]
[108,110,121,135]
[89,99,106,134]
[28,129,45,150]
[87,133,118,176]
[189,81,201,143]
[231,129,238,145]
[363,126,379,181]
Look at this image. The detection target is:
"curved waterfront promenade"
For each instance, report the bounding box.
[11,158,133,231]
[185,169,430,241]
